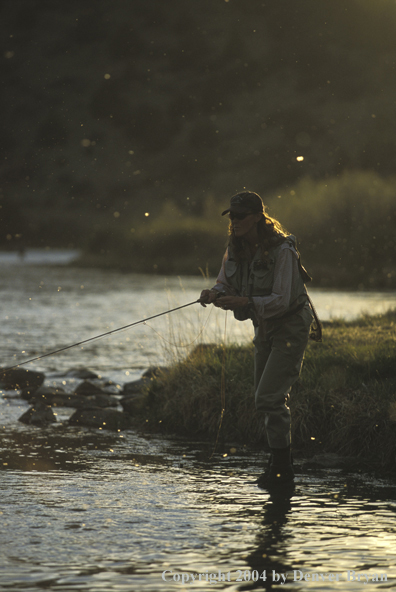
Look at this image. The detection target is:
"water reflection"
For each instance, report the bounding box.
[1,428,396,591]
[2,261,396,590]
[242,488,295,591]
[0,425,121,472]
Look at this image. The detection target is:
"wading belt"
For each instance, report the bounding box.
[275,297,308,321]
[269,294,323,342]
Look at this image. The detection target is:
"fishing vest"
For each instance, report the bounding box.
[224,235,308,322]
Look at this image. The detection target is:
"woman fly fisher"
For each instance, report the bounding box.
[199,191,319,489]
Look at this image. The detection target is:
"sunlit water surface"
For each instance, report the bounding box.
[1,252,396,591]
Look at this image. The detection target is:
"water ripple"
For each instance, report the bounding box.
[1,263,396,590]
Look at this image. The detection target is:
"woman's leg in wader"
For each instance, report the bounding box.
[254,308,312,488]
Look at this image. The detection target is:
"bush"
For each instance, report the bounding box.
[266,170,396,288]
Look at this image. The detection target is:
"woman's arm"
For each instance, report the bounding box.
[199,250,237,306]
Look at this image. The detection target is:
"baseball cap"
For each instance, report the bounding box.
[221,191,264,216]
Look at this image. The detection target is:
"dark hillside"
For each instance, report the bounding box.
[1,0,396,255]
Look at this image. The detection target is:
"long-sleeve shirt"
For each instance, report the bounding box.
[212,242,305,322]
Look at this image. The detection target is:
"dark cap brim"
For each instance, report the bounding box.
[221,205,254,216]
[222,206,263,216]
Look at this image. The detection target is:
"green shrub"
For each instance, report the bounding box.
[267,170,396,288]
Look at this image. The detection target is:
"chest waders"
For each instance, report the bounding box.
[224,236,314,488]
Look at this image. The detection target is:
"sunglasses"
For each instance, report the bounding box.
[229,211,252,221]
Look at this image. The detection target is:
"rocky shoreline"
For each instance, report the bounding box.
[3,306,396,482]
[0,365,368,476]
[1,365,154,432]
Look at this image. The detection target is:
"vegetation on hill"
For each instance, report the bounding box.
[1,0,396,286]
[79,170,396,289]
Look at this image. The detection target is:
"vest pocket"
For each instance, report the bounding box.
[251,259,275,296]
[224,259,241,292]
[225,259,238,277]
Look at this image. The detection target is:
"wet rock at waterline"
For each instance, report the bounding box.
[122,378,150,394]
[142,366,169,378]
[21,385,66,401]
[41,393,83,408]
[9,366,140,431]
[63,368,99,380]
[68,408,132,431]
[20,383,119,409]
[18,402,57,426]
[80,394,119,408]
[120,394,149,414]
[74,380,108,396]
[123,366,169,395]
[100,381,123,395]
[0,368,45,391]
[41,392,119,409]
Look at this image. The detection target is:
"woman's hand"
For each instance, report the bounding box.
[199,289,218,307]
[214,296,249,311]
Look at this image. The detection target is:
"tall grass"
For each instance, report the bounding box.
[266,170,396,288]
[141,309,396,470]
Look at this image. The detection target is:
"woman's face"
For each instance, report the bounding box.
[229,211,262,239]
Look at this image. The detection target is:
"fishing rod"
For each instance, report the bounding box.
[2,299,203,373]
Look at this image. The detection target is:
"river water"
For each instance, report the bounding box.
[1,251,396,591]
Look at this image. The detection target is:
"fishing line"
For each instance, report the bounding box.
[4,292,229,461]
[1,299,201,373]
[209,310,228,459]
[144,303,214,349]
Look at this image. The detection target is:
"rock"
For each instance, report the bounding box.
[142,366,169,378]
[120,394,149,415]
[20,386,39,400]
[19,383,118,409]
[74,380,106,396]
[0,368,45,390]
[101,383,123,396]
[85,394,119,408]
[64,368,99,380]
[44,393,119,409]
[18,402,57,426]
[47,393,90,408]
[122,377,150,395]
[68,408,132,431]
[21,385,66,401]
[123,367,169,395]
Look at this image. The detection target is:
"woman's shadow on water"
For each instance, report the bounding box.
[239,483,295,591]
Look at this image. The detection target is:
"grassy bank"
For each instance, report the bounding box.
[140,310,396,470]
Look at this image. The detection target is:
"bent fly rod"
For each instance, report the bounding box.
[2,299,203,373]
